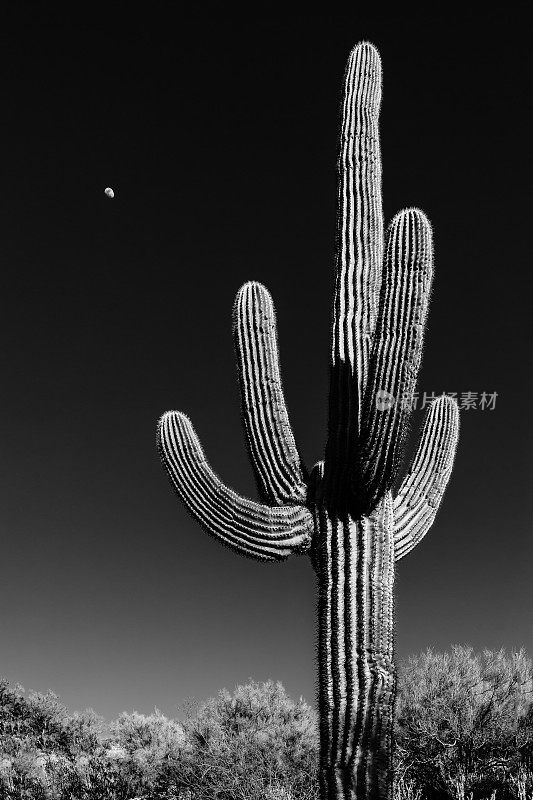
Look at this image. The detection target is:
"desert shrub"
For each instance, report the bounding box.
[173,679,319,800]
[395,646,533,799]
[100,708,190,796]
[0,678,102,759]
[0,678,107,799]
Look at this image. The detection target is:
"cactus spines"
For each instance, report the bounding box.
[157,41,459,800]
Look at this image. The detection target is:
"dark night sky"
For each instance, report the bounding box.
[0,6,531,724]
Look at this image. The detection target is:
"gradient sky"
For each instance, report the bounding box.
[0,7,531,726]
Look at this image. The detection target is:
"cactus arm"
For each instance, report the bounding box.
[393,395,459,561]
[356,208,433,514]
[157,411,313,561]
[233,281,308,506]
[325,42,383,505]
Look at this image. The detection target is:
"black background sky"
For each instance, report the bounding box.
[0,5,531,725]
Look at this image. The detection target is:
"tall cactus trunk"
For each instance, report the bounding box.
[158,40,460,800]
[315,488,396,799]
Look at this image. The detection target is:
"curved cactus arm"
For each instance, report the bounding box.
[356,208,434,514]
[158,411,314,562]
[325,42,383,502]
[393,396,459,561]
[233,281,308,506]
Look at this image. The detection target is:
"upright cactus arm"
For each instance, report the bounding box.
[325,43,383,506]
[157,411,313,561]
[356,208,434,514]
[393,395,459,561]
[233,281,308,506]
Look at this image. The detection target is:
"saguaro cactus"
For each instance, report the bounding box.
[157,42,459,800]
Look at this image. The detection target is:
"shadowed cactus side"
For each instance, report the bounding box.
[157,42,459,800]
